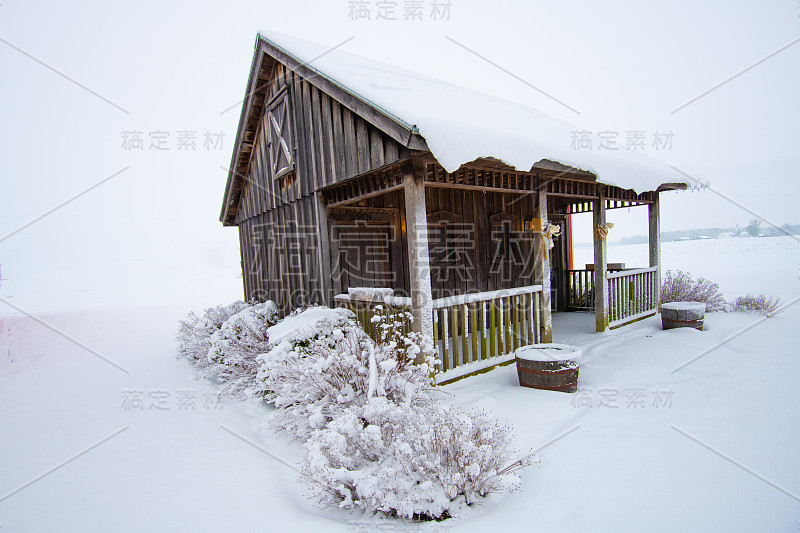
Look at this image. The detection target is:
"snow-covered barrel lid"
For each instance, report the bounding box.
[515,343,581,362]
[661,301,706,312]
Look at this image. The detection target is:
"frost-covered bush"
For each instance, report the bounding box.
[176,300,251,368]
[661,270,726,311]
[259,307,435,439]
[266,307,529,520]
[731,294,782,317]
[178,302,531,522]
[302,397,532,520]
[205,301,280,398]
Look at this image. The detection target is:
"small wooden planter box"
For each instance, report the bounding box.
[515,344,581,393]
[661,302,706,331]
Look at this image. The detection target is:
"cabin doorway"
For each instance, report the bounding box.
[330,220,396,292]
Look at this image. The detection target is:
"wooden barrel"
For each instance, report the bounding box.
[661,302,706,331]
[515,344,581,393]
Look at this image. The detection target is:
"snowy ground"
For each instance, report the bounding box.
[1,237,799,531]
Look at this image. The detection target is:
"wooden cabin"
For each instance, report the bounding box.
[220,33,686,383]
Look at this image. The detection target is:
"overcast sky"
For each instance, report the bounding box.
[1,0,798,311]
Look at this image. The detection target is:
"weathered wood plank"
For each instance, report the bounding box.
[489,299,496,359]
[649,193,661,307]
[384,137,399,164]
[300,80,317,203]
[290,73,309,206]
[593,189,609,332]
[470,302,478,364]
[441,308,450,372]
[450,304,459,368]
[311,85,329,189]
[461,304,469,365]
[355,118,370,175]
[330,100,346,181]
[503,296,511,355]
[370,127,385,169]
[342,109,358,178]
[479,300,487,360]
[536,191,554,342]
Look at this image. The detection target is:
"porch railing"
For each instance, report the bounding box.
[566,267,625,310]
[335,285,544,384]
[606,266,659,328]
[566,269,595,310]
[333,294,412,340]
[432,285,542,384]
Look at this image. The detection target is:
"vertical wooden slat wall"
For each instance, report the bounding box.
[423,188,537,301]
[235,63,408,315]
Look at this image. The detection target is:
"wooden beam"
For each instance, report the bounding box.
[593,189,609,332]
[534,191,553,342]
[403,163,434,352]
[546,192,599,201]
[314,191,333,306]
[325,183,405,208]
[649,192,661,308]
[424,181,534,195]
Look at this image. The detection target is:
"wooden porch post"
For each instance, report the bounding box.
[314,191,333,307]
[403,165,434,344]
[535,191,554,343]
[649,192,661,309]
[593,189,609,332]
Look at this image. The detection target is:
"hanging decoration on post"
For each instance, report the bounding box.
[594,222,615,240]
[524,217,543,233]
[541,223,562,260]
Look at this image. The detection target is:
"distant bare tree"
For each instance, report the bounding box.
[745,219,762,237]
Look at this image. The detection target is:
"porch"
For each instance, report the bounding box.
[326,155,665,383]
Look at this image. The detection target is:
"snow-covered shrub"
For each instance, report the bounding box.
[302,397,532,520]
[178,302,530,522]
[259,306,435,439]
[370,306,432,366]
[204,301,280,397]
[661,270,726,311]
[176,300,251,368]
[731,294,782,316]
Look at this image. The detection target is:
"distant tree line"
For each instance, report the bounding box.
[613,220,800,245]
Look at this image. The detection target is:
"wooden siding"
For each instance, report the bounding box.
[425,188,538,299]
[233,61,411,225]
[235,60,411,307]
[322,187,541,304]
[238,195,327,316]
[323,187,541,302]
[327,191,410,299]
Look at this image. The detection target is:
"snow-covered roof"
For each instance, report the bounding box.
[256,31,688,193]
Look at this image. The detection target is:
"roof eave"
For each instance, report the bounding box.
[219,35,263,226]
